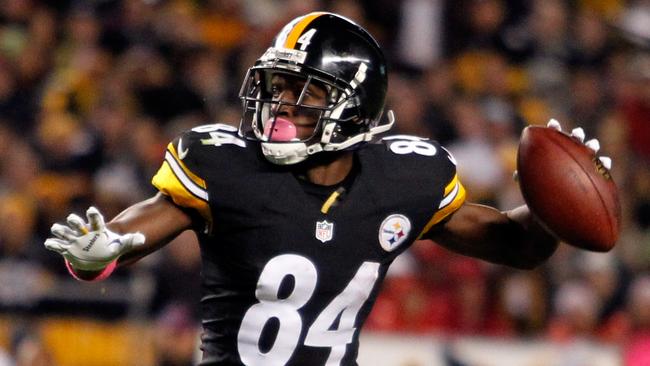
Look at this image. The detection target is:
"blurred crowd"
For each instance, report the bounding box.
[0,0,648,365]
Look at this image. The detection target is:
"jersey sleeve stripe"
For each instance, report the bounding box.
[417,176,467,239]
[284,12,326,49]
[163,151,209,201]
[439,174,460,208]
[151,161,213,231]
[168,143,208,189]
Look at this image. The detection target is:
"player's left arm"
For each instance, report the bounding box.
[412,136,556,270]
[425,202,558,270]
[419,120,613,269]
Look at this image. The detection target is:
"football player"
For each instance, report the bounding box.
[45,12,562,366]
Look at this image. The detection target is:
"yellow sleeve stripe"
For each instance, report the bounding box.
[417,176,467,239]
[161,151,208,201]
[443,173,460,196]
[167,143,207,189]
[151,161,213,229]
[284,12,327,49]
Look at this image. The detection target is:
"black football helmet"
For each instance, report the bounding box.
[238,12,393,165]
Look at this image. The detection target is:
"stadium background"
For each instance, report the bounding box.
[0,0,648,365]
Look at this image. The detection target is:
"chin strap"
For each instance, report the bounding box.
[322,110,395,151]
[369,109,396,137]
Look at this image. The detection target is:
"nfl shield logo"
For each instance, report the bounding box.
[315,220,334,243]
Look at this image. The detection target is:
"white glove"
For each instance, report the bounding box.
[514,119,613,183]
[548,119,612,169]
[45,207,146,271]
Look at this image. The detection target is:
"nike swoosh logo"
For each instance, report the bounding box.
[107,238,122,254]
[178,138,189,160]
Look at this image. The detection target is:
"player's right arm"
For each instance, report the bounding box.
[45,126,216,280]
[109,193,193,266]
[44,193,193,280]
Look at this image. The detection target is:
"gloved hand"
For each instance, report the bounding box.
[45,207,146,271]
[546,118,612,169]
[514,119,612,182]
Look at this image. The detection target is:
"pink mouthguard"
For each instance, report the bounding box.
[264,117,297,142]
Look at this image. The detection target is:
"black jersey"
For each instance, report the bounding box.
[151,123,465,366]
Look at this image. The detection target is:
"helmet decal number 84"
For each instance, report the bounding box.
[384,135,437,156]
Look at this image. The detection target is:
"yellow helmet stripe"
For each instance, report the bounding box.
[284,12,327,49]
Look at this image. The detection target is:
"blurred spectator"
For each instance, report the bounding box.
[153,303,200,366]
[445,255,502,335]
[393,0,444,70]
[181,47,229,122]
[525,0,573,116]
[0,350,9,366]
[445,0,529,60]
[367,241,508,335]
[545,252,631,344]
[447,97,504,204]
[568,67,609,136]
[568,9,613,70]
[498,270,549,335]
[547,279,602,342]
[149,231,202,319]
[617,0,650,47]
[0,1,54,133]
[386,72,433,137]
[624,274,650,365]
[198,0,248,53]
[127,47,205,125]
[34,112,101,173]
[329,0,366,25]
[10,326,55,366]
[617,53,650,163]
[366,243,456,333]
[578,252,631,342]
[420,62,459,145]
[0,192,54,310]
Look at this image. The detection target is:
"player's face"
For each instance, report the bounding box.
[269,73,328,140]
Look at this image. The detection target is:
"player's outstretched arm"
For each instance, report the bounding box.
[108,193,193,266]
[44,193,193,280]
[427,202,558,270]
[427,119,618,269]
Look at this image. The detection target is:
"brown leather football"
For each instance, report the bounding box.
[517,126,621,252]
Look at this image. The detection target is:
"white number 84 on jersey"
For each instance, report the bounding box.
[237,254,380,366]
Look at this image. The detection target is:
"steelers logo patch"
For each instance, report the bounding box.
[378,214,411,252]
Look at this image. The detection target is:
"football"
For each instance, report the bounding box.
[516,126,621,252]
